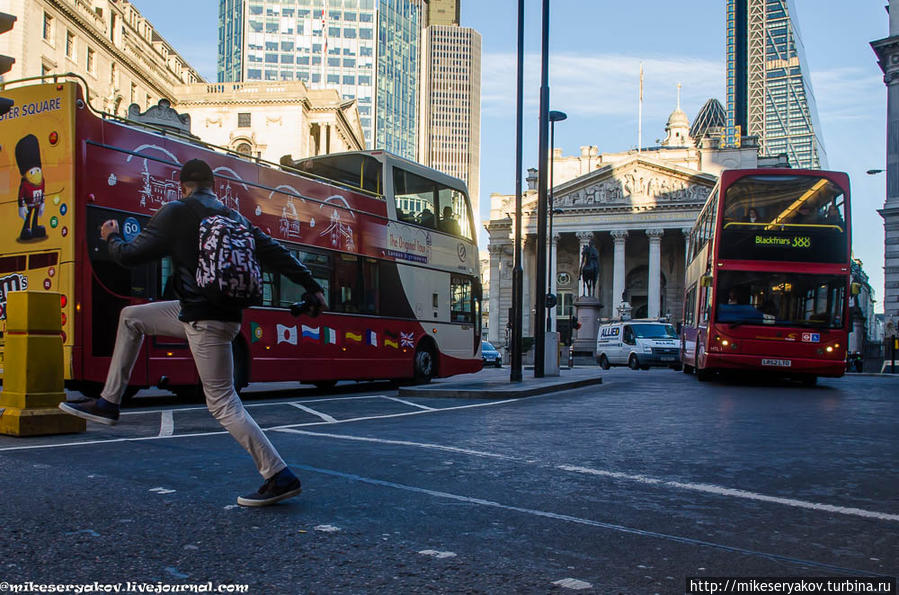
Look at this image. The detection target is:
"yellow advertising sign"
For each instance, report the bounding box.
[0,82,76,376]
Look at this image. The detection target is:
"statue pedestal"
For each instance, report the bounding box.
[572,296,602,357]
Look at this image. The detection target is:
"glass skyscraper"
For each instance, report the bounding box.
[726,0,826,168]
[376,0,422,159]
[218,0,423,158]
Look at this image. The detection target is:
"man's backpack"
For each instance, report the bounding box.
[187,200,263,307]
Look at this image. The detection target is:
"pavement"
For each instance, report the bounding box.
[399,366,603,398]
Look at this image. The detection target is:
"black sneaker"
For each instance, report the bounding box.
[237,468,302,507]
[58,398,120,426]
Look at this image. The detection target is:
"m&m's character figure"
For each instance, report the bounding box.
[16,134,47,241]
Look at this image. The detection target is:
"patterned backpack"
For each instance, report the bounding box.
[189,201,263,307]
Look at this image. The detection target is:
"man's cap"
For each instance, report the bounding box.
[180,159,214,185]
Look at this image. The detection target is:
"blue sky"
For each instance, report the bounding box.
[134,1,890,311]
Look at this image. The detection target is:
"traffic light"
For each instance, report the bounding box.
[0,11,16,116]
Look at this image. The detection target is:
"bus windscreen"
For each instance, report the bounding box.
[715,271,846,330]
[719,175,847,263]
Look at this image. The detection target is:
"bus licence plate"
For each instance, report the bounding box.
[762,359,791,367]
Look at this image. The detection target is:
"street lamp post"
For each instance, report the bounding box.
[533,0,551,378]
[510,0,525,383]
[547,110,567,332]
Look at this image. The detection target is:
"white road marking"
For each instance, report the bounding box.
[552,578,593,590]
[275,428,523,461]
[418,550,457,559]
[289,403,338,423]
[381,396,435,410]
[314,524,341,533]
[120,394,392,417]
[557,464,899,523]
[278,430,899,524]
[0,398,520,453]
[149,487,176,494]
[158,410,174,437]
[292,463,876,575]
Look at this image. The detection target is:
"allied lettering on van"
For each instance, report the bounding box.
[600,327,620,338]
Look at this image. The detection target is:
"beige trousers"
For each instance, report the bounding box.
[101,300,286,479]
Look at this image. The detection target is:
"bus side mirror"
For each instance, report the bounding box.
[700,274,713,288]
[851,283,861,296]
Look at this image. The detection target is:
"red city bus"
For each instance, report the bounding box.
[0,78,482,399]
[680,168,851,384]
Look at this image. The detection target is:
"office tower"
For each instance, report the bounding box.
[376,0,424,159]
[420,23,481,218]
[725,0,826,168]
[427,0,459,26]
[218,0,379,148]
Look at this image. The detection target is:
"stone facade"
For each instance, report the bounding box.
[485,106,762,348]
[1,0,202,115]
[173,81,365,163]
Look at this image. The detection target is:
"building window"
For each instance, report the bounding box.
[41,63,52,80]
[236,142,252,156]
[65,30,75,59]
[86,47,95,74]
[110,62,117,85]
[43,12,53,42]
[238,113,251,128]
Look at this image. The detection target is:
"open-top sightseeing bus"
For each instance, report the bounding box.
[0,77,482,399]
[680,168,851,384]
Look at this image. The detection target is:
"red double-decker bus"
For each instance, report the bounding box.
[0,78,482,399]
[680,168,851,384]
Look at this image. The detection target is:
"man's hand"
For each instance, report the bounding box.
[310,291,327,316]
[100,219,120,241]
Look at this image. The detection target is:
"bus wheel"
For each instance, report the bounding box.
[413,342,437,384]
[683,364,694,374]
[599,354,611,370]
[696,367,712,382]
[313,380,338,391]
[628,354,640,370]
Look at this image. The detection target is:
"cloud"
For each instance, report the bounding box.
[482,52,725,123]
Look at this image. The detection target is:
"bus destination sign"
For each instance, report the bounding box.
[754,234,812,249]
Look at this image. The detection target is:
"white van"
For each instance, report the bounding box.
[595,320,680,370]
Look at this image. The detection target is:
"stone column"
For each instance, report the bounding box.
[522,237,533,337]
[872,14,899,327]
[549,233,560,331]
[488,244,503,345]
[646,228,664,319]
[576,231,593,296]
[681,227,692,266]
[611,230,628,315]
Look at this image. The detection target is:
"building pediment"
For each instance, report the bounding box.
[550,156,717,211]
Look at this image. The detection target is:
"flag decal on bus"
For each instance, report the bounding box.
[250,322,263,343]
[384,338,399,349]
[345,331,362,342]
[277,324,297,345]
[400,332,414,348]
[302,325,320,341]
[323,327,338,344]
[365,330,377,347]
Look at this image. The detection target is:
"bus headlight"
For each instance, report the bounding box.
[826,346,834,353]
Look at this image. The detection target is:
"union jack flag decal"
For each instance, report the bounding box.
[400,332,414,348]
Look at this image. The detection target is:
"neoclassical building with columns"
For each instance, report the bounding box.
[484,100,780,348]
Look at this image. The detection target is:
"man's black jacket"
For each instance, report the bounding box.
[106,188,322,322]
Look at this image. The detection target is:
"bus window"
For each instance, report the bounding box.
[436,188,473,240]
[394,167,437,229]
[290,152,383,196]
[331,254,378,314]
[450,275,474,323]
[684,284,696,326]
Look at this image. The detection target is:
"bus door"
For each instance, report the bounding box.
[83,207,173,386]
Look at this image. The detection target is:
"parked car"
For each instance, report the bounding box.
[595,319,681,370]
[481,341,503,367]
